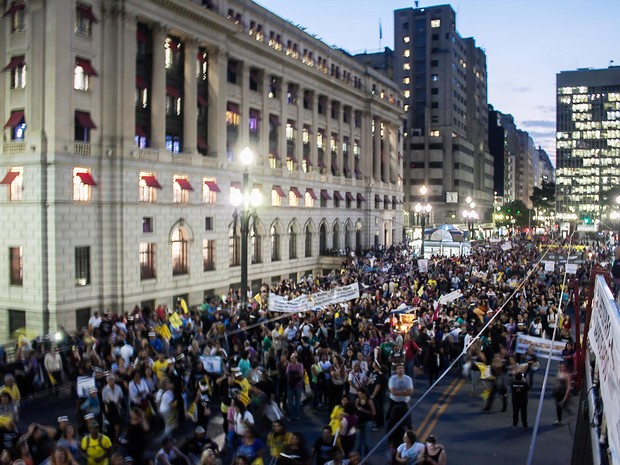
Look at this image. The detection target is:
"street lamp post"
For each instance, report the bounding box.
[231,147,262,311]
[463,196,478,240]
[415,185,432,258]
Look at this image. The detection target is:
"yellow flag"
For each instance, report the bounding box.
[417,285,425,297]
[180,298,189,314]
[169,312,182,329]
[254,293,263,304]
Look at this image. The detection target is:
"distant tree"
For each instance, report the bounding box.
[530,181,555,226]
[498,200,530,227]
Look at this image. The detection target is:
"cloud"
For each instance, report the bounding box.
[521,120,556,129]
[511,86,531,93]
[526,130,555,139]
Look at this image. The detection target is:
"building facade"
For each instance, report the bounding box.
[556,66,620,225]
[0,0,403,340]
[393,4,494,234]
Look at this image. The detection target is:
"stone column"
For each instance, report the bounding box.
[183,38,198,154]
[207,45,226,160]
[239,62,249,151]
[150,25,167,149]
[383,122,391,184]
[374,117,382,182]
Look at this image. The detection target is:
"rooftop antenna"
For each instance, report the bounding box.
[415,1,419,7]
[610,60,615,67]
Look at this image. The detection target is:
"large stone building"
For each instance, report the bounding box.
[556,66,620,226]
[0,0,403,340]
[393,4,494,234]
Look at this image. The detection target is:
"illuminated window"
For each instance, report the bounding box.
[302,128,310,144]
[305,191,315,208]
[432,74,439,81]
[203,239,215,271]
[286,122,295,141]
[403,76,410,85]
[7,2,25,33]
[271,188,282,206]
[73,167,96,202]
[4,56,27,89]
[430,130,440,137]
[431,19,441,28]
[173,175,191,204]
[403,36,410,43]
[74,58,98,91]
[164,39,176,69]
[403,50,410,58]
[404,90,411,99]
[140,243,156,280]
[171,227,189,276]
[288,191,299,207]
[403,63,411,71]
[203,178,218,204]
[139,172,160,203]
[229,225,240,267]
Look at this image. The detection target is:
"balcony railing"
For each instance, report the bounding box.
[2,141,25,155]
[74,142,91,156]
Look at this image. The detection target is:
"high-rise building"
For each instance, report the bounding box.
[393,4,494,235]
[0,0,403,340]
[556,66,620,227]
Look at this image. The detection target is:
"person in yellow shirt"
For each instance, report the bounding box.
[80,421,112,465]
[153,353,170,382]
[0,374,20,402]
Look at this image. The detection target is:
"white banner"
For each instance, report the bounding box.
[589,276,620,465]
[439,289,463,305]
[514,334,565,361]
[565,263,578,274]
[501,241,512,251]
[268,282,360,313]
[544,261,555,272]
[418,259,428,273]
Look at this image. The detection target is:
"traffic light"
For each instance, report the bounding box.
[516,210,521,214]
[584,216,591,225]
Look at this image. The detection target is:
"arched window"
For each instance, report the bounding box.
[271,225,280,261]
[250,223,262,264]
[319,224,327,255]
[305,225,312,258]
[345,223,352,251]
[332,223,340,251]
[289,225,297,259]
[355,221,362,251]
[229,225,240,266]
[172,227,189,275]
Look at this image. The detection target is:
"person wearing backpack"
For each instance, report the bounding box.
[80,421,112,465]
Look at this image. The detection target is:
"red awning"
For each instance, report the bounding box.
[290,187,302,198]
[76,58,98,76]
[374,194,381,202]
[141,175,162,189]
[230,181,241,190]
[197,94,208,107]
[197,136,208,150]
[334,191,344,201]
[2,55,24,72]
[3,2,25,17]
[303,156,313,167]
[75,111,96,129]
[175,178,193,191]
[306,189,317,200]
[346,192,355,201]
[77,172,97,186]
[384,195,390,204]
[392,196,398,205]
[272,185,286,197]
[166,85,181,98]
[287,154,298,164]
[204,180,220,192]
[136,76,147,88]
[78,4,99,23]
[135,125,146,137]
[269,151,280,161]
[227,102,239,113]
[0,171,19,185]
[317,158,326,169]
[357,193,366,202]
[4,110,24,128]
[320,190,331,200]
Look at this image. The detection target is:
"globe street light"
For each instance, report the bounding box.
[463,198,478,240]
[415,185,432,257]
[231,147,262,310]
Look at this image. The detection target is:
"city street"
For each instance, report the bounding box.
[19,361,574,465]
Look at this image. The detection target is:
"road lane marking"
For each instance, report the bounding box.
[418,378,465,440]
[414,377,460,436]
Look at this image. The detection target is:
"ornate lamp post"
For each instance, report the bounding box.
[231,147,262,310]
[463,196,478,240]
[415,185,432,257]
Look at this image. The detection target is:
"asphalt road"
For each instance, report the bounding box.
[19,361,575,465]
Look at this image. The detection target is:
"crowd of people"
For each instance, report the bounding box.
[0,234,610,465]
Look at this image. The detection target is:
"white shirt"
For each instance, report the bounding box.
[158,389,175,414]
[88,315,102,329]
[129,378,149,405]
[388,373,414,403]
[120,344,134,366]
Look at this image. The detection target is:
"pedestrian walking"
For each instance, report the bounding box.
[510,372,530,428]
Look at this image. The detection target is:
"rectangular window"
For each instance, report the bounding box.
[139,243,156,280]
[139,172,161,203]
[288,191,299,207]
[203,239,215,271]
[75,246,91,286]
[7,2,25,34]
[203,178,218,204]
[4,56,27,89]
[205,217,213,231]
[431,19,441,28]
[74,58,98,91]
[173,175,192,204]
[142,217,153,233]
[75,110,96,143]
[271,189,282,206]
[75,308,91,331]
[304,191,314,208]
[75,4,98,37]
[9,247,22,286]
[8,309,26,335]
[1,168,23,201]
[72,167,96,202]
